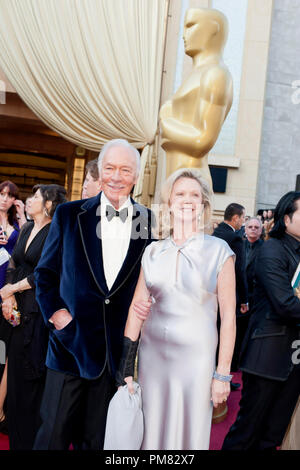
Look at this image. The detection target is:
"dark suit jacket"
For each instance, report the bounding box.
[213,222,248,309]
[245,238,264,309]
[240,233,300,381]
[35,193,153,379]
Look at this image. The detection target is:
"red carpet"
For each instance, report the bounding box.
[0,432,9,450]
[0,372,242,451]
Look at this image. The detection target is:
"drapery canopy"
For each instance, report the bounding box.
[0,0,168,202]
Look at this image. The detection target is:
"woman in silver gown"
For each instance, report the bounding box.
[116,168,236,450]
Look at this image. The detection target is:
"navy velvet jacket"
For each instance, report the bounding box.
[34,193,154,379]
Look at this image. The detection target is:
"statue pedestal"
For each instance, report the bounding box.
[212,402,228,424]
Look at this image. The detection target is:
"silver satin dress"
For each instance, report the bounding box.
[138,234,234,450]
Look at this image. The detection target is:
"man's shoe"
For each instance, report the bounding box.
[230,381,241,391]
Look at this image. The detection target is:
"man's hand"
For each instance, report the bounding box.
[240,303,249,314]
[133,298,152,321]
[49,309,73,330]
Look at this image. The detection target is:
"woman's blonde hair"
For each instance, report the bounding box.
[153,168,213,239]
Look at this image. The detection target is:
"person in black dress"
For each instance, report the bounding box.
[0,184,67,449]
[0,180,25,434]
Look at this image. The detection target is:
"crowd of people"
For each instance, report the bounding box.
[0,138,299,450]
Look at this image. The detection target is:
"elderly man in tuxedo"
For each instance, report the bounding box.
[33,139,154,450]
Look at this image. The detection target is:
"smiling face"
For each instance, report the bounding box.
[99,145,138,209]
[169,177,203,227]
[0,185,16,213]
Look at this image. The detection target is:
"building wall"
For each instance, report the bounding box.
[256,0,300,211]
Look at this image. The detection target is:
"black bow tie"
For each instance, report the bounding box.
[106,205,128,223]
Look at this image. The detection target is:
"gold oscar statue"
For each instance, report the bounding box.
[160,8,233,185]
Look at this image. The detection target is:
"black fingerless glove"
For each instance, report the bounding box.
[115,336,140,387]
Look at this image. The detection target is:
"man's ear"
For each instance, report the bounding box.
[283,214,289,229]
[231,214,238,225]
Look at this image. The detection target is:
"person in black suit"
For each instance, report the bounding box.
[222,191,300,450]
[244,217,264,311]
[213,203,248,377]
[33,139,154,450]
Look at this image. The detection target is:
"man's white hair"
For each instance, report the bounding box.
[245,216,262,228]
[97,139,140,176]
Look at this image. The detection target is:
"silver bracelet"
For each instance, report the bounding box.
[213,371,233,382]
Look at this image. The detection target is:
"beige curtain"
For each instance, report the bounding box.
[0,0,168,203]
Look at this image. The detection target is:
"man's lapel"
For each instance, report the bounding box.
[108,201,150,296]
[77,193,108,295]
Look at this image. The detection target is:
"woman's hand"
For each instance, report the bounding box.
[133,298,152,321]
[0,283,16,300]
[14,200,27,226]
[211,379,230,408]
[125,376,135,394]
[2,295,17,321]
[117,375,135,394]
[0,230,8,245]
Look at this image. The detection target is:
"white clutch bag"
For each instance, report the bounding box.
[104,381,144,450]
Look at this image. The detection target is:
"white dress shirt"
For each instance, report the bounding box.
[100,192,133,290]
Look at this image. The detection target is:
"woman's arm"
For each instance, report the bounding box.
[116,267,151,392]
[0,277,32,300]
[124,268,151,341]
[211,256,236,407]
[217,255,236,374]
